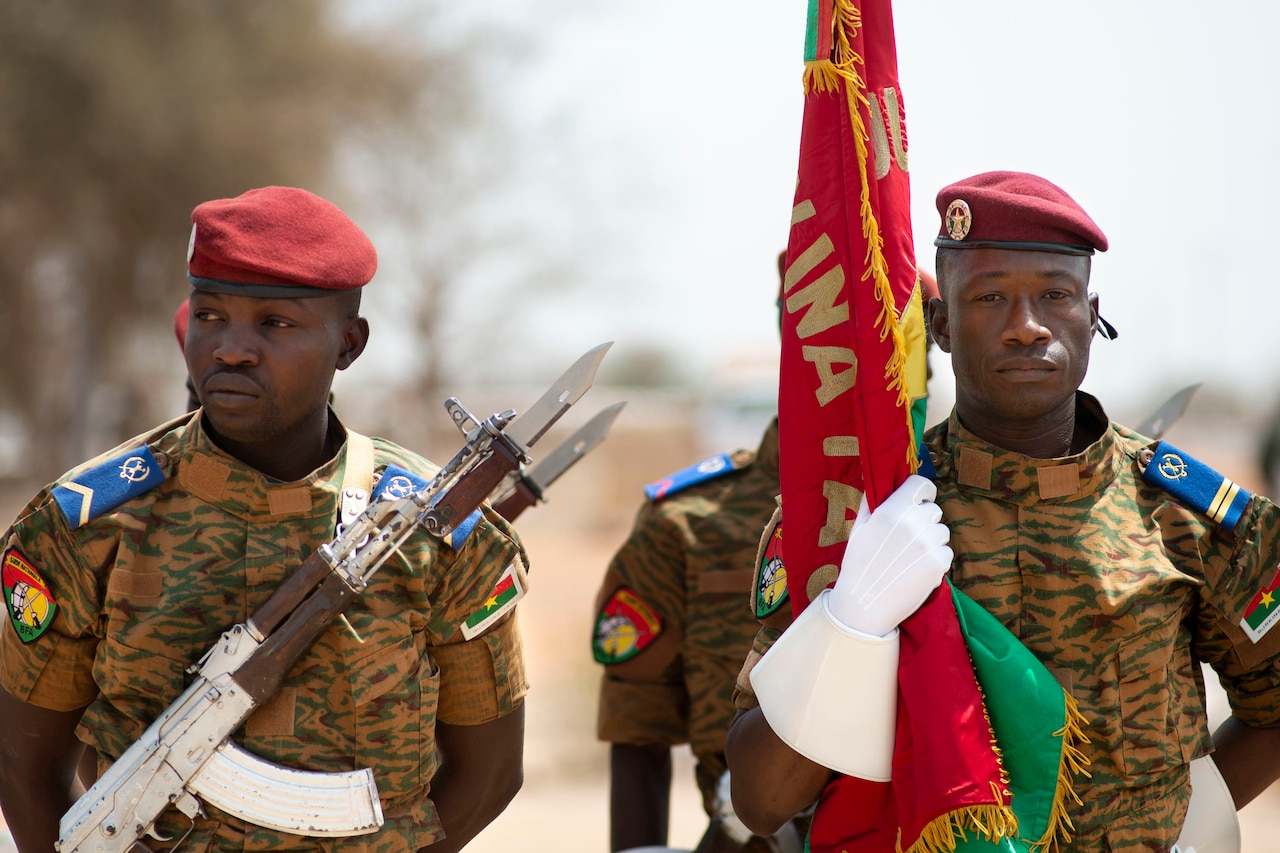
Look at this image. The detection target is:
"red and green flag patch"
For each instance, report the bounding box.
[593,587,662,664]
[461,562,525,640]
[1241,567,1280,643]
[3,548,57,644]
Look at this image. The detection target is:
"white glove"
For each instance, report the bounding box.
[826,474,953,637]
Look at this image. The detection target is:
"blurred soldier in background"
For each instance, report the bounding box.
[591,252,805,853]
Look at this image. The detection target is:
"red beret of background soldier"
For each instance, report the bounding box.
[726,170,1280,853]
[0,186,532,853]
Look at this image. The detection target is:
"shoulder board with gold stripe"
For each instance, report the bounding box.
[1141,440,1250,531]
[373,464,481,551]
[644,453,742,502]
[53,446,168,531]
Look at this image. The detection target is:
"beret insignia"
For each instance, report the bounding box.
[944,199,972,241]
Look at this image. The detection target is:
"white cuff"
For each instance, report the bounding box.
[749,588,898,781]
[1175,755,1240,853]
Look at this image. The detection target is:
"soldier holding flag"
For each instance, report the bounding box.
[721,0,1280,850]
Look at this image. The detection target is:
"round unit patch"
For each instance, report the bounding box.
[593,587,663,664]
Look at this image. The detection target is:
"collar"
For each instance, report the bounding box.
[934,393,1125,505]
[174,410,348,521]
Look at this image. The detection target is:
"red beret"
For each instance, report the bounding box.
[918,270,939,301]
[174,298,189,352]
[187,186,377,296]
[934,171,1107,256]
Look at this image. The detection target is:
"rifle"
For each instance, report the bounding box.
[56,343,612,853]
[490,401,626,522]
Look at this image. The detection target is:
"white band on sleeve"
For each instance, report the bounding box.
[748,588,898,781]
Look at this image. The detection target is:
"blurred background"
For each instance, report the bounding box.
[2,0,1279,850]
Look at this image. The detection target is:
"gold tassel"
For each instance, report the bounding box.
[820,0,917,474]
[898,805,1021,853]
[1029,690,1093,853]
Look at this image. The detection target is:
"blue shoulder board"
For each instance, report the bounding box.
[1141,440,1251,532]
[644,453,739,502]
[373,464,481,551]
[53,446,167,531]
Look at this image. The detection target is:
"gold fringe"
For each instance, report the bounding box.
[897,805,1020,853]
[1028,689,1093,853]
[804,0,918,473]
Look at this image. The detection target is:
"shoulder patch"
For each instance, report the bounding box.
[53,446,167,530]
[644,453,741,501]
[373,464,481,551]
[461,561,526,640]
[592,587,663,664]
[3,548,57,644]
[1140,440,1251,532]
[1241,569,1280,644]
[754,517,789,619]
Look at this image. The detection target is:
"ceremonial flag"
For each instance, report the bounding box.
[776,1,1086,851]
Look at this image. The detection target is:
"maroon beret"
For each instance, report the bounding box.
[187,186,377,296]
[174,298,189,352]
[933,171,1107,256]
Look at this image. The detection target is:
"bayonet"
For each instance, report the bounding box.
[1135,382,1201,439]
[492,401,626,522]
[499,342,612,449]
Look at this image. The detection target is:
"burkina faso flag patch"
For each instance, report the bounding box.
[593,587,662,664]
[1241,567,1280,643]
[3,547,58,644]
[461,562,525,640]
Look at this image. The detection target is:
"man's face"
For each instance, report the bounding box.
[929,248,1097,432]
[184,290,364,448]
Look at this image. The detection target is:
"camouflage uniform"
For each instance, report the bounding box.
[0,410,529,853]
[736,395,1280,852]
[596,420,781,843]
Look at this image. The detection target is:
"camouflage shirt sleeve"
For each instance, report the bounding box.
[1186,494,1280,726]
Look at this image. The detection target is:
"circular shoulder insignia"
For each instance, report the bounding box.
[755,520,789,619]
[593,587,663,664]
[945,199,972,241]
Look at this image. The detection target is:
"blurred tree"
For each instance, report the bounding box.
[0,0,476,477]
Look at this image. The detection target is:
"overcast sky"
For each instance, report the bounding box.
[359,0,1280,431]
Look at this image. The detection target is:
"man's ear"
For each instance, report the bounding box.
[1089,292,1100,337]
[336,316,370,371]
[927,297,952,354]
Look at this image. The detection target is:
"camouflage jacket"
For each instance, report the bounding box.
[0,410,529,853]
[596,419,780,814]
[737,396,1280,852]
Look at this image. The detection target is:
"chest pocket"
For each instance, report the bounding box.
[347,628,441,795]
[1115,618,1201,775]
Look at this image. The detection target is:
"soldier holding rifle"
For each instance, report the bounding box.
[0,187,531,853]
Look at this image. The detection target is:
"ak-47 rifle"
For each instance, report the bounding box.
[490,401,626,522]
[56,343,612,853]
